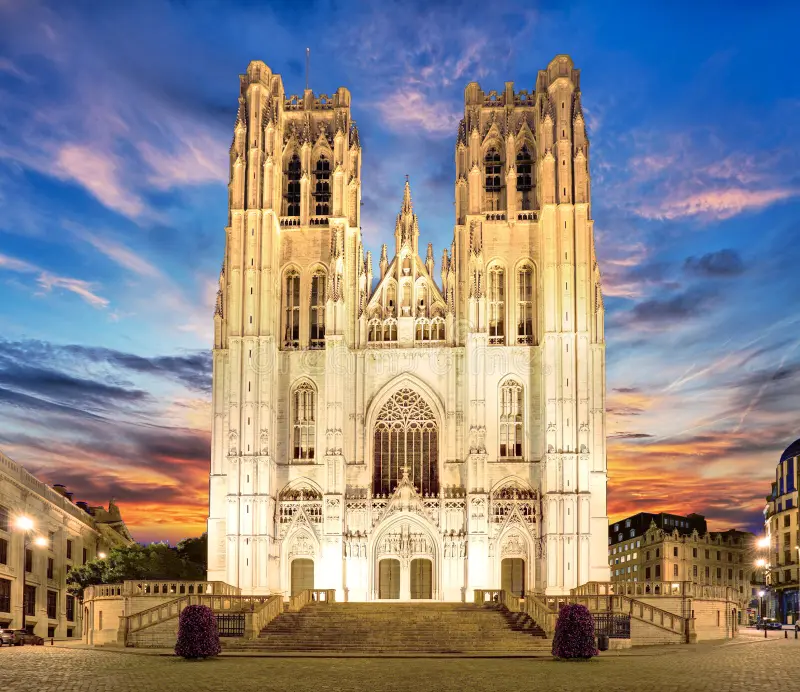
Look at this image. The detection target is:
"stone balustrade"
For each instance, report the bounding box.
[288,588,335,612]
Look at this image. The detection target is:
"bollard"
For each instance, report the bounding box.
[795,629,798,639]
[765,628,767,638]
[50,637,54,646]
[785,630,788,639]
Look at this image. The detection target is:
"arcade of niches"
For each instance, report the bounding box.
[207,54,610,601]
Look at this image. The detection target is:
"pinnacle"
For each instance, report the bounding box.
[401,177,413,215]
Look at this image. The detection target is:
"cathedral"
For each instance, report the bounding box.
[207,55,609,601]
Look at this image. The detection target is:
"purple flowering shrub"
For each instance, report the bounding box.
[175,605,221,659]
[551,604,598,659]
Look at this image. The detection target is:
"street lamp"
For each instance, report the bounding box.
[14,516,47,632]
[759,590,766,619]
[97,552,107,559]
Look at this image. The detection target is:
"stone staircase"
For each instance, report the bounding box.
[223,602,551,654]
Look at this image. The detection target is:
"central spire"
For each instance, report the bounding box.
[395,177,418,255]
[402,175,413,215]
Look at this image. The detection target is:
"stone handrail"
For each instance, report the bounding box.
[617,595,686,635]
[244,595,283,639]
[573,581,737,602]
[524,594,558,637]
[85,584,123,600]
[473,589,523,613]
[288,589,335,612]
[124,580,239,596]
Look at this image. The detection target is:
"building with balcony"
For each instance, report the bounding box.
[763,437,800,623]
[0,450,133,638]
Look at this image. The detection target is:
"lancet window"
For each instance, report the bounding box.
[484,148,502,211]
[292,382,316,462]
[415,317,445,342]
[283,270,300,349]
[309,270,326,349]
[487,265,505,345]
[517,264,534,344]
[313,155,331,215]
[285,154,301,217]
[373,388,439,497]
[499,380,524,459]
[516,146,533,209]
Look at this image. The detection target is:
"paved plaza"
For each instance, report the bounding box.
[2,630,800,692]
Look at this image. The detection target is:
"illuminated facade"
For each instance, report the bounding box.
[207,55,609,600]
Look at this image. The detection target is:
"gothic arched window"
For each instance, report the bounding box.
[517,264,534,344]
[487,265,505,345]
[313,155,331,216]
[499,380,524,459]
[516,146,533,209]
[484,147,502,211]
[292,381,316,462]
[285,154,301,217]
[309,270,326,349]
[373,388,439,497]
[283,270,300,349]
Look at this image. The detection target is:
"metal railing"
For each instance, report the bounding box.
[594,612,631,639]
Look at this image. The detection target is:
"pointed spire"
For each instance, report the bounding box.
[349,121,360,149]
[425,243,435,277]
[236,96,247,127]
[402,176,413,215]
[379,244,388,280]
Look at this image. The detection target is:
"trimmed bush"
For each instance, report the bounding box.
[551,604,598,659]
[175,605,221,660]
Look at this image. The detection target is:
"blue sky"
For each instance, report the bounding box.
[0,0,799,542]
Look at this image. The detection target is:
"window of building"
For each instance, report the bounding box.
[487,266,505,345]
[309,270,326,349]
[716,551,721,561]
[516,146,533,208]
[372,387,439,497]
[0,505,7,531]
[673,564,678,577]
[655,565,661,578]
[47,557,54,580]
[66,594,75,622]
[0,537,7,566]
[313,155,331,215]
[705,549,710,559]
[285,154,301,216]
[785,515,791,528]
[499,380,524,458]
[716,567,722,579]
[693,565,698,578]
[645,567,651,579]
[633,565,638,572]
[283,270,301,349]
[646,550,650,561]
[292,381,316,462]
[0,577,10,613]
[517,264,534,344]
[692,547,697,558]
[629,529,635,538]
[23,584,35,616]
[484,148,502,209]
[727,552,732,562]
[47,590,57,619]
[655,548,660,558]
[625,519,631,528]
[25,548,32,573]
[636,540,641,548]
[47,531,55,551]
[727,568,732,580]
[788,499,795,510]
[738,570,743,580]
[705,566,710,578]
[673,547,678,557]
[66,540,72,561]
[82,547,87,565]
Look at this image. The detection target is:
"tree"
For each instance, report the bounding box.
[175,605,221,659]
[551,604,598,660]
[176,533,208,571]
[67,540,206,600]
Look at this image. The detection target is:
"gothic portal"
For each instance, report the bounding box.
[207,55,609,599]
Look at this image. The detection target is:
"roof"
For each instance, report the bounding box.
[780,438,800,463]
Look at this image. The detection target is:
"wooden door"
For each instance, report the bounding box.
[410,559,432,599]
[291,558,315,597]
[501,558,525,597]
[379,559,400,599]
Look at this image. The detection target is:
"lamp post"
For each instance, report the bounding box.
[759,590,765,620]
[14,516,47,632]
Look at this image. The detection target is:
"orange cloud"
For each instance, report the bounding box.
[641,187,798,221]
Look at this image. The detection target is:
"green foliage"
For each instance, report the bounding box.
[67,537,206,599]
[176,533,208,571]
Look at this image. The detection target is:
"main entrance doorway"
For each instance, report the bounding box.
[378,559,400,599]
[291,558,314,597]
[501,558,525,597]
[410,559,432,599]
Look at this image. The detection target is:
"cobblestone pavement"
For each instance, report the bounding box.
[3,636,800,692]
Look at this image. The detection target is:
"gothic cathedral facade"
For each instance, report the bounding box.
[207,55,609,600]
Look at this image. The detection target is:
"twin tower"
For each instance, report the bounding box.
[207,55,609,601]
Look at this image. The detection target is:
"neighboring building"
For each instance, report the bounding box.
[608,513,756,611]
[0,450,133,638]
[764,437,800,623]
[207,54,610,600]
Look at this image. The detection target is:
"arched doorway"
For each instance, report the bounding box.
[410,559,432,599]
[291,558,315,596]
[379,559,400,599]
[501,558,525,597]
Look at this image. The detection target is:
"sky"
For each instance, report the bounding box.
[1,0,799,544]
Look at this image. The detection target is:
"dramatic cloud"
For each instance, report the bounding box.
[683,249,745,277]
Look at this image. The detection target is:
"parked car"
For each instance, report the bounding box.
[13,630,44,645]
[755,618,783,630]
[0,628,21,646]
